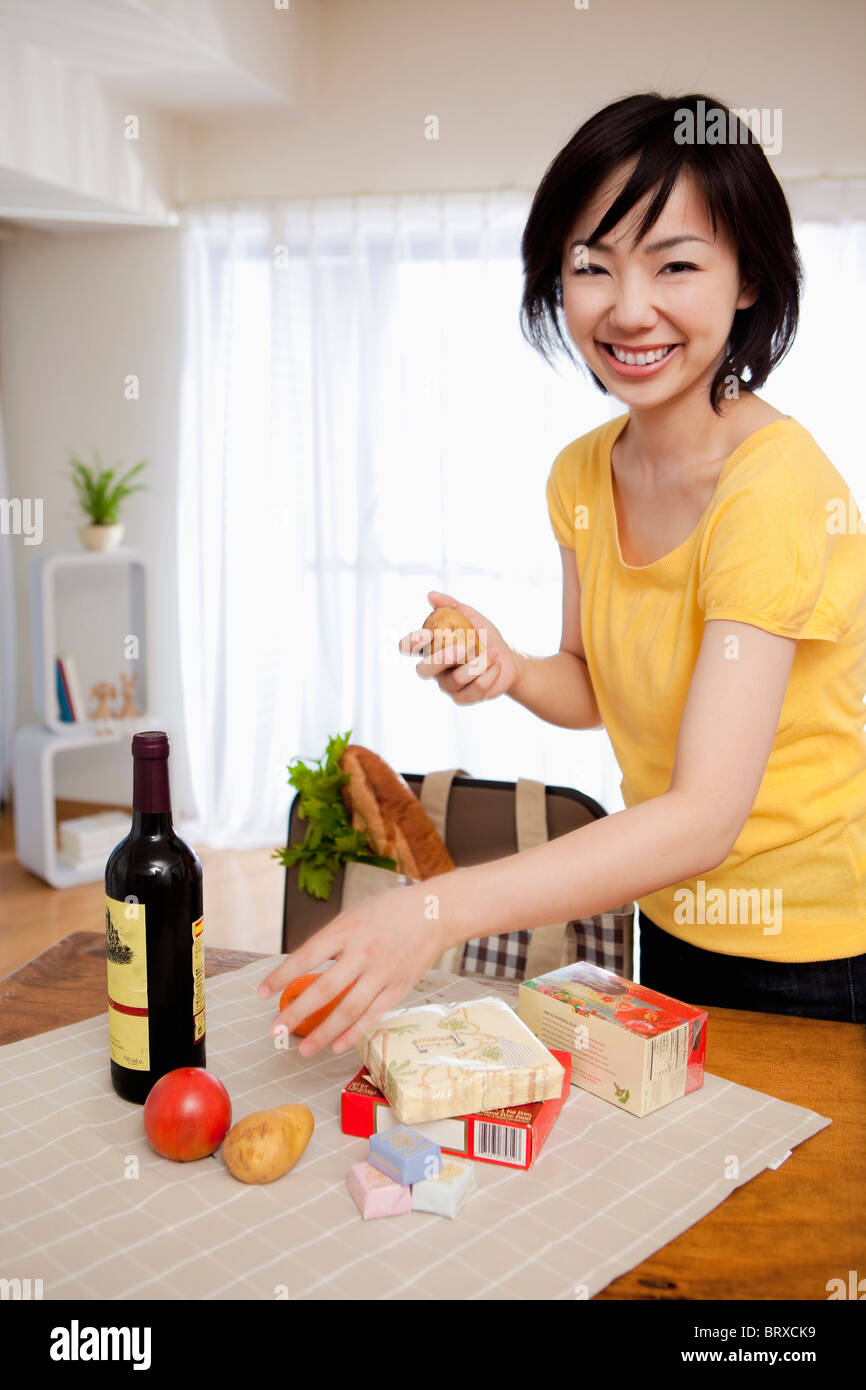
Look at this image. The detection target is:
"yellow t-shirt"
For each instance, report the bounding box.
[546,412,866,963]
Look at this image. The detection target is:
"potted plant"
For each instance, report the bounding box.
[69,452,148,552]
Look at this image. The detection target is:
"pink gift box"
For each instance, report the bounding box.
[347,1160,412,1220]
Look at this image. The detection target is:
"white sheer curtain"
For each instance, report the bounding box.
[765,181,866,508]
[0,388,15,805]
[176,188,866,848]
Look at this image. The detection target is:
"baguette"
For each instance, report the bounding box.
[338,744,455,880]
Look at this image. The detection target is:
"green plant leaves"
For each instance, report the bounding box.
[272,730,397,900]
[69,452,148,525]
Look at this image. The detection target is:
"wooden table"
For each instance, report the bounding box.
[2,930,863,1300]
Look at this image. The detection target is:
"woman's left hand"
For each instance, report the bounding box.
[256,878,453,1057]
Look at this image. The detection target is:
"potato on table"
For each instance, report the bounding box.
[222,1104,314,1184]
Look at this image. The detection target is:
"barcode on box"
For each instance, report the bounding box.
[650,1022,688,1079]
[474,1121,527,1166]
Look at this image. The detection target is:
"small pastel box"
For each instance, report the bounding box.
[411,1157,476,1219]
[368,1125,442,1186]
[347,1161,412,1220]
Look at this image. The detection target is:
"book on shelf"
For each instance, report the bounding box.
[55,659,74,722]
[58,651,86,722]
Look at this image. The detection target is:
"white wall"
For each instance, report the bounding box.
[0,225,193,810]
[182,0,866,203]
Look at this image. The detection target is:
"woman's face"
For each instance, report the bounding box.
[559,164,757,407]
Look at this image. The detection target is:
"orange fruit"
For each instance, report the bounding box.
[278,973,353,1036]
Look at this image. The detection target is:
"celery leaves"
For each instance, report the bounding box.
[273,730,397,900]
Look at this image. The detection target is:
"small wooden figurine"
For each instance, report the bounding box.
[114,672,141,719]
[90,680,116,734]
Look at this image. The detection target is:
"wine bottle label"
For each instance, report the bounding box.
[105,894,150,1071]
[192,915,206,1043]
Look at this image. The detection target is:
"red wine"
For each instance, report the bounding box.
[105,730,206,1103]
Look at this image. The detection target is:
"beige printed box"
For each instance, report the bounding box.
[517,962,708,1118]
[356,996,565,1124]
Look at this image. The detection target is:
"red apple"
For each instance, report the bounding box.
[143,1067,232,1161]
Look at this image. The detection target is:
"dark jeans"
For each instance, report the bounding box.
[637,909,866,1023]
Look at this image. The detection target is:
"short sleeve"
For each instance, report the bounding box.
[696,443,842,641]
[546,449,575,549]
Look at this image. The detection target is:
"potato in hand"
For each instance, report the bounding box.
[399,591,521,706]
[421,606,486,665]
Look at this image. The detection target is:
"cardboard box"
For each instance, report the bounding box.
[518,962,707,1118]
[341,1049,572,1170]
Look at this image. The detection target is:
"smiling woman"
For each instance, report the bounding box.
[521,90,800,413]
[524,92,866,1016]
[259,92,866,1049]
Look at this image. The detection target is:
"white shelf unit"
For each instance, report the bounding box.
[30,547,150,733]
[13,723,158,888]
[13,547,156,887]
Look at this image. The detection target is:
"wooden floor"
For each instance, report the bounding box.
[0,799,286,980]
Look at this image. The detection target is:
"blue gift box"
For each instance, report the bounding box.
[368,1125,442,1186]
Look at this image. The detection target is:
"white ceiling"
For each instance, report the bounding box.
[0,0,294,111]
[0,0,307,229]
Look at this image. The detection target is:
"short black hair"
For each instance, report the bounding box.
[520,92,802,413]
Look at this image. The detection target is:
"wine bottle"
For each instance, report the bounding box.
[105,730,206,1103]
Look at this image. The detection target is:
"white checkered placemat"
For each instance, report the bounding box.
[0,960,829,1300]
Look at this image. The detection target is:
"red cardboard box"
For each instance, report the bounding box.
[341,1049,571,1171]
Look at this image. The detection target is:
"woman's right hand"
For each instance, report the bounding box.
[399,590,522,705]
